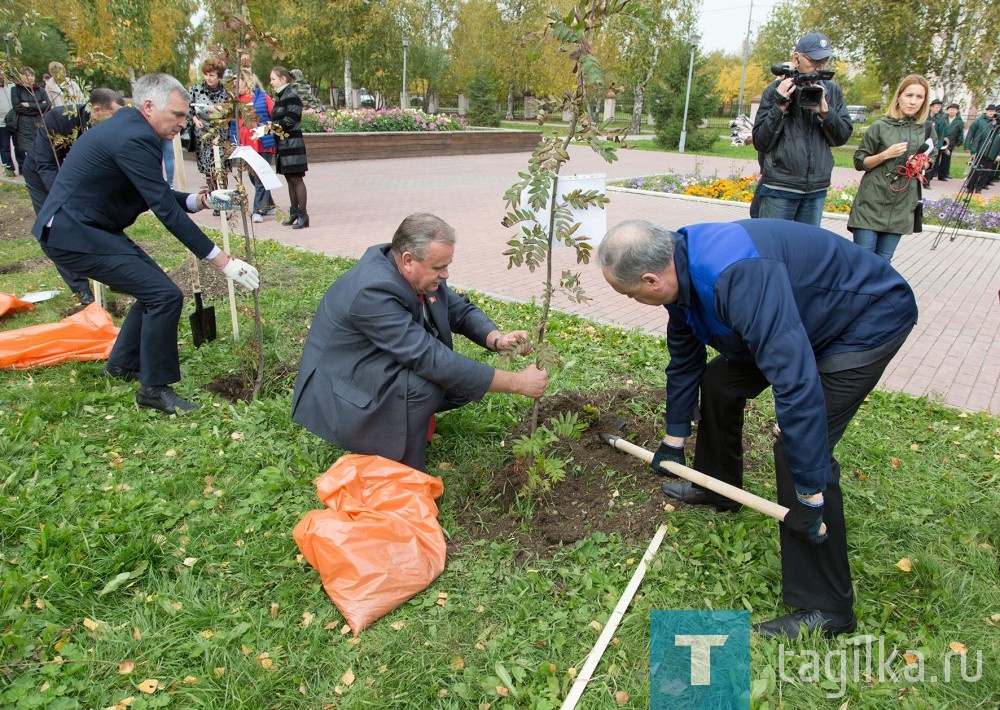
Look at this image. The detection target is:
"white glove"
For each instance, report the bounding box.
[221,257,260,291]
[206,189,239,211]
[250,123,270,140]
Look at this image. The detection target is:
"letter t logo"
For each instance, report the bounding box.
[674,634,729,685]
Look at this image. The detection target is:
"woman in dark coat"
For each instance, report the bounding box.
[269,66,309,229]
[11,67,50,171]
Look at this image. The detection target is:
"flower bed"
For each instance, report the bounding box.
[298,107,465,133]
[612,173,1000,233]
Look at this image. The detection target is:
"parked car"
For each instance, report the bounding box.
[359,88,375,108]
[846,105,868,124]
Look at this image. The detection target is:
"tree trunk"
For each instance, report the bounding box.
[343,56,354,109]
[630,84,644,134]
[506,80,515,121]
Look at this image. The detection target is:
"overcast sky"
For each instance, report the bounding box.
[696,0,776,54]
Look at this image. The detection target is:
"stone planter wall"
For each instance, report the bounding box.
[302,129,542,162]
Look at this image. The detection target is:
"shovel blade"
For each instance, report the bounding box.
[189,293,217,348]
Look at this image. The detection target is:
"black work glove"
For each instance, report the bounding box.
[651,441,684,477]
[784,492,828,545]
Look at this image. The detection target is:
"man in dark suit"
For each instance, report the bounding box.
[32,73,259,415]
[292,213,548,472]
[23,88,126,305]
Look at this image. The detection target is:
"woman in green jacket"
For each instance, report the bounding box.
[848,74,933,263]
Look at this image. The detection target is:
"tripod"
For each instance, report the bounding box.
[932,117,1000,248]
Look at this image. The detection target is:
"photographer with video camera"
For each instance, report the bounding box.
[752,32,853,226]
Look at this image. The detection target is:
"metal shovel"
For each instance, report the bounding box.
[187,252,216,347]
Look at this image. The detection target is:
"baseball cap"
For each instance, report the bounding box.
[795,32,833,60]
[946,102,959,110]
[929,98,942,106]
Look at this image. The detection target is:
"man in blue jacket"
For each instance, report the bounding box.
[598,218,917,639]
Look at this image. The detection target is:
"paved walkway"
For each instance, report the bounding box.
[176,146,997,416]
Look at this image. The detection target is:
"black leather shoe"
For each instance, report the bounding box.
[291,211,309,229]
[102,364,139,382]
[660,480,741,512]
[753,609,857,639]
[76,290,95,305]
[136,385,200,414]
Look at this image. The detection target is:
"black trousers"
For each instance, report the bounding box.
[41,242,185,387]
[25,176,92,294]
[401,373,472,472]
[691,342,906,614]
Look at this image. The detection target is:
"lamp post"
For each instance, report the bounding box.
[401,36,409,109]
[737,0,754,118]
[678,31,701,154]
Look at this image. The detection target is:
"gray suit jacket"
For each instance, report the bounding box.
[292,244,497,460]
[31,107,215,258]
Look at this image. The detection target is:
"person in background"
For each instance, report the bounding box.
[44,61,85,107]
[11,67,51,174]
[847,74,934,263]
[0,76,15,176]
[934,103,964,182]
[269,66,309,229]
[598,218,917,639]
[232,69,277,223]
[22,88,127,304]
[32,73,258,415]
[292,213,547,472]
[964,103,995,161]
[751,32,852,225]
[923,99,947,182]
[188,57,230,196]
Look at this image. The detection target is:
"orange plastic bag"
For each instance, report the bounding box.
[0,303,119,369]
[0,293,36,317]
[293,454,447,635]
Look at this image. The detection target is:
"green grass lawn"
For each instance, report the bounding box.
[1,183,997,708]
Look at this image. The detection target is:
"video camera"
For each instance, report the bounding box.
[770,65,835,109]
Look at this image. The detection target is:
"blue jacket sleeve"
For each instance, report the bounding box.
[664,304,707,438]
[715,259,831,491]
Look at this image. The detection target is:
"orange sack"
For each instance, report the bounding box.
[293,454,447,635]
[0,303,118,369]
[0,293,36,317]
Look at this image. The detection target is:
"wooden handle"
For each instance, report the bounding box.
[610,437,827,536]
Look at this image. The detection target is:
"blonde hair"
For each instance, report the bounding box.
[48,61,65,77]
[886,74,930,123]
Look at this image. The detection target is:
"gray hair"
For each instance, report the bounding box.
[597,220,676,289]
[391,213,456,260]
[132,73,189,110]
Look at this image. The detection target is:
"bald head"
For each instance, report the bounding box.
[597,220,676,290]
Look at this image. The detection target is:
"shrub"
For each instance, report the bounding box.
[465,74,501,128]
[296,108,465,133]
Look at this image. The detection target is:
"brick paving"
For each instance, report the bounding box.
[178,146,1000,415]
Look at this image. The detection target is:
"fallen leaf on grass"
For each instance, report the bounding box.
[83,618,100,631]
[183,557,198,567]
[948,641,967,655]
[341,668,355,685]
[103,697,134,710]
[182,676,198,684]
[890,457,901,468]
[118,660,135,675]
[390,621,405,631]
[990,613,1000,624]
[903,653,919,665]
[256,652,274,669]
[300,611,314,627]
[615,690,629,705]
[136,679,159,694]
[895,558,913,572]
[495,686,509,697]
[451,656,465,670]
[436,592,448,607]
[340,624,351,635]
[589,620,603,632]
[213,668,225,678]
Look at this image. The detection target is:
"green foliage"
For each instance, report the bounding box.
[511,412,585,495]
[466,74,501,127]
[0,183,998,707]
[649,40,720,152]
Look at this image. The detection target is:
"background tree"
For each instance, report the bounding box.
[710,51,768,108]
[649,38,719,151]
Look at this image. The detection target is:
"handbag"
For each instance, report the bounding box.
[4,108,17,132]
[913,201,923,233]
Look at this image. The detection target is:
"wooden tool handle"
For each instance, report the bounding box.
[611,437,827,536]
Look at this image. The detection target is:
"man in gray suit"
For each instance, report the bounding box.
[292,213,548,471]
